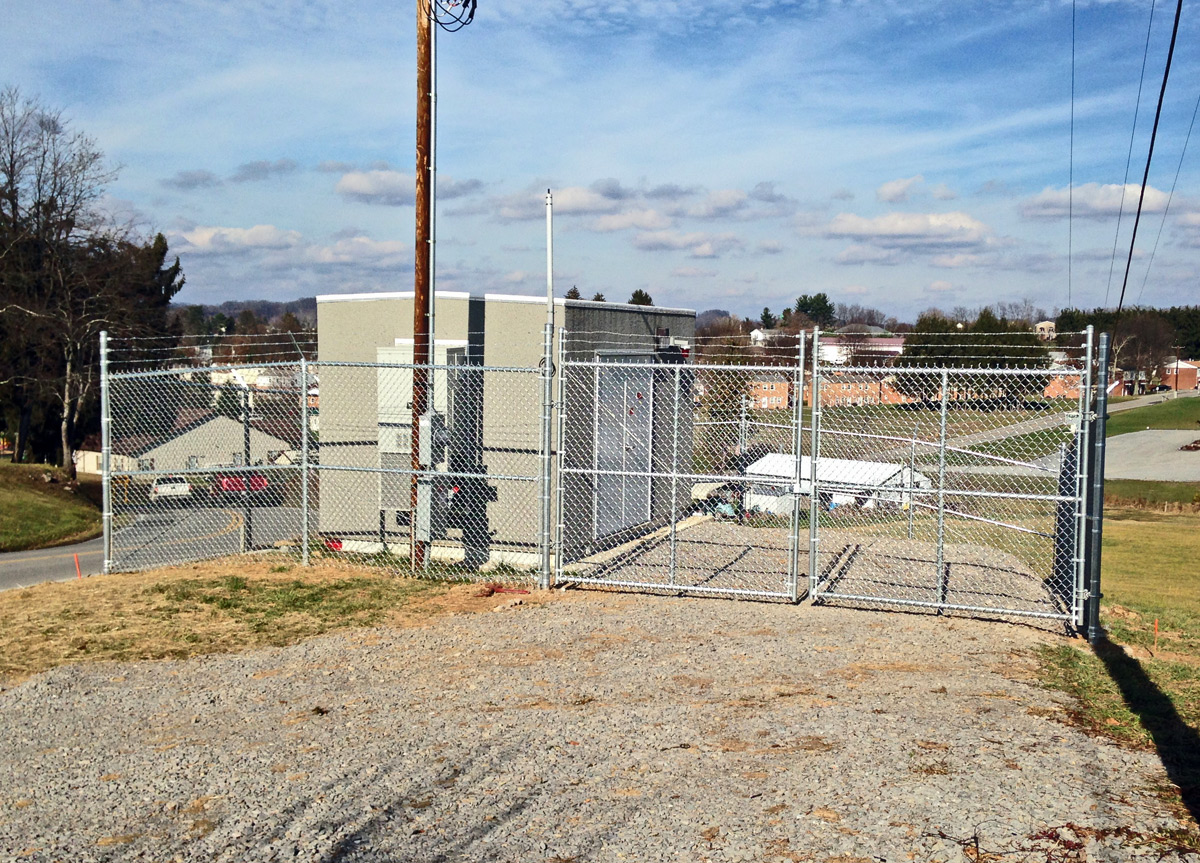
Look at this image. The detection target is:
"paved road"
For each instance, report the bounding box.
[1104,429,1200,481]
[0,506,303,592]
[0,536,104,591]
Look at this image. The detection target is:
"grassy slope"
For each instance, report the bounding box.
[0,464,102,552]
[1038,509,1200,836]
[1106,397,1200,437]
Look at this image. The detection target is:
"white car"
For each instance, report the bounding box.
[148,475,193,503]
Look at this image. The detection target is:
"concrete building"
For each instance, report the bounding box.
[315,291,695,567]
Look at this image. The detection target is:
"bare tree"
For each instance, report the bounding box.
[1112,312,1176,385]
[1,87,182,474]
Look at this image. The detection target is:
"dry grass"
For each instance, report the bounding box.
[0,556,565,684]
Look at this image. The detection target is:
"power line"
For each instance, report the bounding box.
[1105,0,1157,308]
[1136,86,1200,305]
[1116,0,1183,315]
[1068,0,1076,308]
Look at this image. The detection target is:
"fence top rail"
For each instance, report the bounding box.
[562,358,801,374]
[109,359,307,380]
[315,360,539,373]
[826,364,1084,377]
[109,359,544,380]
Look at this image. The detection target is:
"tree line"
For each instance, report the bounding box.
[1,87,184,475]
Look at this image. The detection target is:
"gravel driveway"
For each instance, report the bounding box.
[1,592,1193,862]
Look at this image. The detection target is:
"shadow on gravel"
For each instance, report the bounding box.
[1095,637,1200,823]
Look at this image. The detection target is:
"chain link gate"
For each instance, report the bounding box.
[806,329,1097,624]
[552,326,1102,626]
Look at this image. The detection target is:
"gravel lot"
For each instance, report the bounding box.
[1,590,1194,862]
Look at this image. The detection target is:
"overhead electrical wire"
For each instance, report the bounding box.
[1136,86,1200,305]
[1116,0,1183,315]
[1068,0,1076,308]
[1105,0,1158,308]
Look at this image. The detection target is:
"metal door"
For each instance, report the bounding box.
[593,356,654,540]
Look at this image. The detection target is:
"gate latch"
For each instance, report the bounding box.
[1065,410,1096,423]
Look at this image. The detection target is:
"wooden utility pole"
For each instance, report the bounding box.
[412,0,432,568]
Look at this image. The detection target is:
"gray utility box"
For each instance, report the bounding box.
[316,291,695,568]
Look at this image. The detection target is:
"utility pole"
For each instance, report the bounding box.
[411,0,434,569]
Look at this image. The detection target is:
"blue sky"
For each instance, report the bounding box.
[7,0,1200,319]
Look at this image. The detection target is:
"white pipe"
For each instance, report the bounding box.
[545,189,554,327]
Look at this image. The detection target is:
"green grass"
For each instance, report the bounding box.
[0,463,102,552]
[1106,479,1200,508]
[1106,397,1200,437]
[1036,509,1200,836]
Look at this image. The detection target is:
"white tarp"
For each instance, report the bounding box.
[742,452,932,514]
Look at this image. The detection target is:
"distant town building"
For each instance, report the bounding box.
[1159,358,1199,391]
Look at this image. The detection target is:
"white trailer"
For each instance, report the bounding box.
[742,452,931,514]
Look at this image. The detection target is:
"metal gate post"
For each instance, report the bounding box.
[807,329,822,598]
[935,368,949,609]
[99,331,112,575]
[1085,332,1111,643]
[738,393,748,454]
[1072,327,1094,623]
[553,328,567,587]
[299,353,311,567]
[787,334,806,602]
[907,430,917,540]
[668,365,681,587]
[538,322,555,590]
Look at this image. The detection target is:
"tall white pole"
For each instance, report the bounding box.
[546,189,554,327]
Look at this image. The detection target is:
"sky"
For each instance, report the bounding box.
[7,0,1200,321]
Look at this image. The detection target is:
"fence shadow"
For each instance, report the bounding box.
[1094,637,1200,823]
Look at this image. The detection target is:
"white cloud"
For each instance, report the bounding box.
[843,284,870,295]
[1020,183,1173,220]
[930,183,957,201]
[756,240,783,254]
[679,188,748,219]
[671,266,717,278]
[1176,212,1200,246]
[927,280,956,293]
[590,209,672,232]
[305,235,409,266]
[827,211,994,253]
[930,253,984,268]
[834,244,904,266]
[335,170,415,206]
[174,224,303,255]
[497,186,623,220]
[876,175,924,203]
[632,229,743,258]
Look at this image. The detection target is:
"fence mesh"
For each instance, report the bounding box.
[102,327,1101,626]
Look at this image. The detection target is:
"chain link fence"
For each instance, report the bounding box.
[101,326,1108,629]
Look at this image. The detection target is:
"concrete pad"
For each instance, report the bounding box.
[1103,429,1200,481]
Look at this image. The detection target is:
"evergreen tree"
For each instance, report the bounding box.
[794,293,835,328]
[628,289,653,306]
